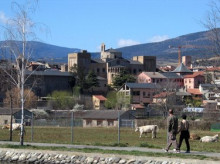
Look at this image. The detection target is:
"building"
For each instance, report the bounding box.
[82,110,134,127]
[182,56,192,68]
[152,92,176,104]
[172,63,192,76]
[137,72,184,87]
[92,95,107,110]
[25,70,73,97]
[118,83,157,106]
[184,72,205,90]
[0,108,33,126]
[68,43,157,84]
[137,72,167,84]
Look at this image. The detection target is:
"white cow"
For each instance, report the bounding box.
[200,134,219,142]
[135,125,159,138]
[2,123,22,131]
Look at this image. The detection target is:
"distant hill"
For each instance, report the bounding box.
[0,30,217,65]
[0,41,81,63]
[116,30,215,65]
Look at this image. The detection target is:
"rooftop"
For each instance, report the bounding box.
[172,63,192,73]
[93,95,107,101]
[184,71,204,78]
[142,72,167,78]
[187,89,202,95]
[125,83,158,89]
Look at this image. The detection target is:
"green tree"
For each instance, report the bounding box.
[104,91,131,110]
[112,69,136,89]
[85,70,99,89]
[70,66,86,89]
[49,91,76,110]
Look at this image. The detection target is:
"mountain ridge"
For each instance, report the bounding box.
[0,30,216,64]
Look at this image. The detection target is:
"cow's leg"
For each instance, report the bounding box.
[140,132,142,138]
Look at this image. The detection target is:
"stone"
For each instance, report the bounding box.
[18,153,27,161]
[126,159,136,164]
[11,155,19,161]
[28,157,37,163]
[119,159,126,164]
[86,157,94,163]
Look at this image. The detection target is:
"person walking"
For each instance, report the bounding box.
[164,109,180,153]
[178,114,190,153]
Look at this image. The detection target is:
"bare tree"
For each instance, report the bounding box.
[0,1,44,145]
[152,80,180,118]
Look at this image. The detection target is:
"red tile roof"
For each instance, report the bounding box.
[206,67,220,72]
[93,95,107,101]
[187,89,202,95]
[131,104,145,109]
[153,92,174,98]
[184,71,204,78]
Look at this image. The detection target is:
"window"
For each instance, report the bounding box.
[153,79,155,83]
[143,92,146,97]
[97,68,100,73]
[108,120,114,126]
[102,68,105,72]
[97,120,102,126]
[4,120,8,124]
[133,69,136,74]
[86,120,92,125]
[132,91,140,96]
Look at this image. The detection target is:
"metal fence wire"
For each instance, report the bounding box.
[211,123,220,131]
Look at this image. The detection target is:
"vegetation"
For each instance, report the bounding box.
[48,91,76,110]
[4,88,37,109]
[104,91,131,109]
[0,127,219,153]
[85,70,99,90]
[112,69,136,89]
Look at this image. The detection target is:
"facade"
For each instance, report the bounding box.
[137,72,167,84]
[118,83,157,105]
[92,95,107,110]
[82,110,133,127]
[137,72,183,87]
[0,108,32,126]
[68,44,157,84]
[182,56,192,68]
[25,70,73,97]
[184,72,205,89]
[152,92,176,104]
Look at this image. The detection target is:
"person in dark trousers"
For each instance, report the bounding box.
[178,114,190,153]
[164,109,180,153]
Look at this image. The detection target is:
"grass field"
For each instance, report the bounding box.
[0,127,219,153]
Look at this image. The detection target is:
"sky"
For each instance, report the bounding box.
[0,0,215,52]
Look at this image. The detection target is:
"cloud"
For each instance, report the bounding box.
[117,39,140,47]
[149,35,169,43]
[0,11,9,24]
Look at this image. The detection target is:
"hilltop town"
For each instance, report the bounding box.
[0,42,219,128]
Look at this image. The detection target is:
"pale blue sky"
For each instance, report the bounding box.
[0,0,214,52]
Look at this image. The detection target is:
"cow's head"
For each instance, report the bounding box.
[135,127,139,132]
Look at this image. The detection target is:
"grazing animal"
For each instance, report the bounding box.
[135,125,159,138]
[190,133,201,140]
[2,123,22,131]
[200,134,219,142]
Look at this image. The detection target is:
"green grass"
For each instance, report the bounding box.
[0,127,219,153]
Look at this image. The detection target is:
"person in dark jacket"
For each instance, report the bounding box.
[164,109,180,153]
[178,114,190,153]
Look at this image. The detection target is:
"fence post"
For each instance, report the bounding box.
[118,110,120,144]
[31,113,34,142]
[71,111,74,144]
